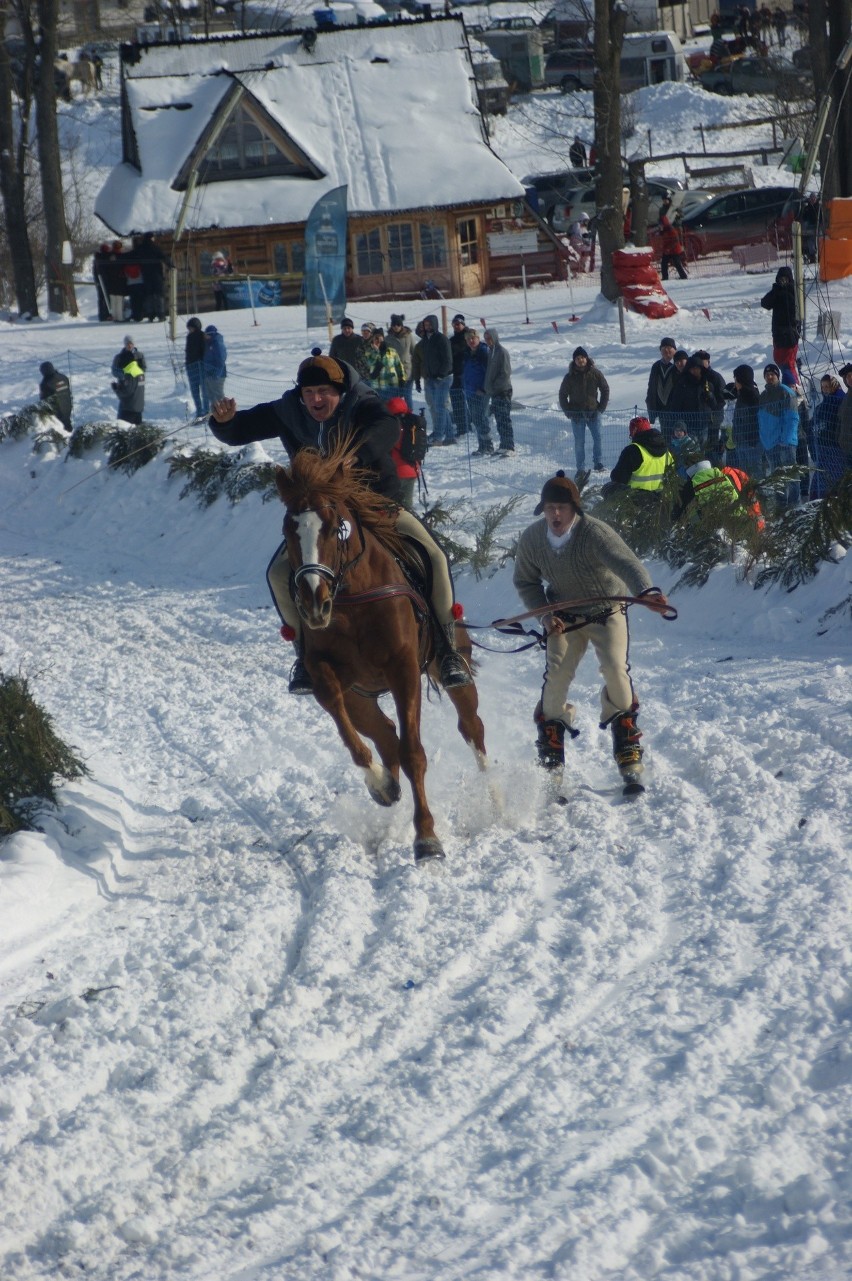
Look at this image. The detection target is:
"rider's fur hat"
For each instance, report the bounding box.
[534,470,582,514]
[297,354,346,390]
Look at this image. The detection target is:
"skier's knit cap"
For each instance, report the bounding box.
[572,346,589,360]
[695,349,711,360]
[340,317,354,328]
[390,314,404,326]
[534,469,582,514]
[764,362,781,377]
[674,349,689,361]
[629,415,652,438]
[452,313,466,324]
[660,336,677,349]
[297,355,346,389]
[386,397,409,415]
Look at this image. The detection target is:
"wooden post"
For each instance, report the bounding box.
[617,296,626,344]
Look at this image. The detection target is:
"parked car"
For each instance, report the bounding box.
[700,55,813,98]
[548,177,703,231]
[545,30,686,93]
[655,186,801,259]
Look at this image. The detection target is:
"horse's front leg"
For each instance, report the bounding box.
[392,658,445,865]
[311,663,391,802]
[344,692,403,807]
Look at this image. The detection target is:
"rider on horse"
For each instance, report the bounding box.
[209,354,472,694]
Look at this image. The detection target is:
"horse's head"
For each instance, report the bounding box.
[275,445,361,630]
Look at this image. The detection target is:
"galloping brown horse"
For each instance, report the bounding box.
[275,440,487,865]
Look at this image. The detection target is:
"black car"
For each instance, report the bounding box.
[668,186,801,258]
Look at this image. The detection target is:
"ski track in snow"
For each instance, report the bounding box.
[2,510,851,1278]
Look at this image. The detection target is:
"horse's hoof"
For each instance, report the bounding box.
[364,768,401,808]
[414,837,446,865]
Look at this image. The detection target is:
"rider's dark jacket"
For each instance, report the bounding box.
[210,361,403,503]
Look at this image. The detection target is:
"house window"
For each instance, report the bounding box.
[457,218,479,266]
[420,224,447,269]
[204,103,316,179]
[273,241,306,274]
[356,228,383,276]
[387,223,415,272]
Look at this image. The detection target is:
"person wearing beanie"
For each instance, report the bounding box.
[694,349,729,462]
[38,361,73,431]
[329,318,371,381]
[385,315,415,407]
[414,315,455,445]
[184,317,208,417]
[645,337,679,440]
[111,346,146,425]
[203,324,228,405]
[608,416,674,496]
[366,327,405,403]
[668,354,726,454]
[558,346,610,475]
[669,419,698,478]
[449,314,470,437]
[730,363,762,476]
[761,265,800,385]
[111,334,146,380]
[210,356,472,693]
[513,470,669,779]
[758,363,800,509]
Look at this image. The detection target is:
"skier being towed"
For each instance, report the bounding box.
[512,470,670,782]
[209,354,471,695]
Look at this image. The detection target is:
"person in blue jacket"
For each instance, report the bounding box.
[462,329,492,455]
[758,362,800,508]
[203,325,227,405]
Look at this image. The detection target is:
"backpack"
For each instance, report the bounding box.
[398,411,428,465]
[722,465,765,530]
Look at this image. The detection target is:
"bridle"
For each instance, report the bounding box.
[290,503,366,605]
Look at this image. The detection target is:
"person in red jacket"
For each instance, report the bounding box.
[658,199,688,280]
[386,395,425,511]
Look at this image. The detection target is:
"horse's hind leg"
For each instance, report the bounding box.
[344,693,402,807]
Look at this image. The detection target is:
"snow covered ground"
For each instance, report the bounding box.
[1,49,851,1281]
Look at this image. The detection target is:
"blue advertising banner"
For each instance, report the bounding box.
[220,278,283,309]
[304,185,348,328]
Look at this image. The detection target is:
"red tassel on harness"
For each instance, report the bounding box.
[280,624,297,642]
[451,602,464,621]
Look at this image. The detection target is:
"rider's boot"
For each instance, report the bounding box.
[610,706,643,775]
[288,644,314,696]
[436,621,473,689]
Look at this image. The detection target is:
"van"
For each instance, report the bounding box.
[545,29,685,93]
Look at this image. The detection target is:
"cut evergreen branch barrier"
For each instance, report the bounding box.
[105,423,166,475]
[0,670,88,838]
[168,446,278,506]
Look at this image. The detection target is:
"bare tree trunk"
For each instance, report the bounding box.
[593,0,628,301]
[34,0,78,315]
[827,0,852,198]
[808,0,852,200]
[627,159,649,247]
[0,9,39,316]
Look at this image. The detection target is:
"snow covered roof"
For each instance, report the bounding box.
[95,21,525,236]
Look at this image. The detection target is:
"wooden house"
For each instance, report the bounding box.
[95,20,567,312]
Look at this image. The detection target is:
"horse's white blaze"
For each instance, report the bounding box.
[293,510,326,598]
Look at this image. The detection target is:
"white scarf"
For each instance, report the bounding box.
[546,516,577,551]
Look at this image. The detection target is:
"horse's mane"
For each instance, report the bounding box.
[275,434,408,560]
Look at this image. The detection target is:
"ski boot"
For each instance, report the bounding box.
[436,622,473,690]
[610,707,645,796]
[536,717,566,770]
